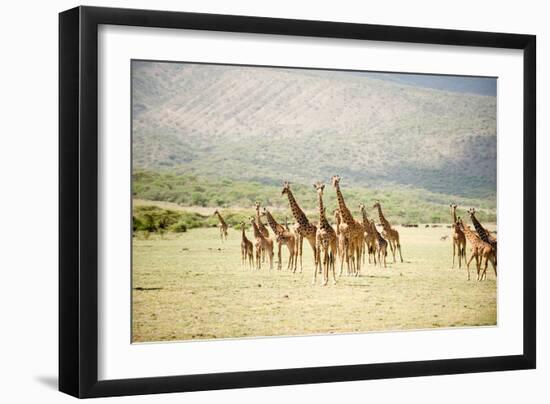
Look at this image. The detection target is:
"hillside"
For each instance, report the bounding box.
[132,61,497,198]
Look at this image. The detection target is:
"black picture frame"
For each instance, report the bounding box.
[59,5,536,398]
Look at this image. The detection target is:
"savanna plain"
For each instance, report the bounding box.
[132,224,496,342]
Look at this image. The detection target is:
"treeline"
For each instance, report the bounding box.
[132,170,496,231]
[133,205,282,234]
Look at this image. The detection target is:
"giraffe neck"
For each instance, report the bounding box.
[255,208,264,226]
[462,224,480,244]
[241,226,247,241]
[333,212,341,235]
[471,214,491,243]
[265,210,284,235]
[372,221,384,242]
[285,189,309,225]
[451,207,457,224]
[317,193,330,229]
[377,205,391,230]
[335,185,354,224]
[361,208,371,230]
[216,212,226,226]
[251,221,263,239]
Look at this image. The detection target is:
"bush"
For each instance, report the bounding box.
[170,220,188,232]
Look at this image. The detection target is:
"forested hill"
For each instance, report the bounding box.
[132,61,497,199]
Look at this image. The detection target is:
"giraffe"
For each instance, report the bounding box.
[468,208,497,265]
[450,204,467,269]
[370,219,388,268]
[281,182,317,272]
[261,207,297,272]
[331,175,364,276]
[249,216,274,271]
[333,208,351,276]
[240,222,254,269]
[213,210,228,242]
[372,201,403,263]
[313,182,337,285]
[254,202,270,263]
[458,218,496,281]
[359,203,378,265]
[254,202,270,238]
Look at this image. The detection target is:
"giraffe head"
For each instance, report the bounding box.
[254,201,261,211]
[313,181,325,196]
[213,209,219,216]
[468,208,476,217]
[450,204,457,216]
[260,207,269,217]
[248,216,257,226]
[359,203,365,213]
[281,181,291,195]
[331,175,341,188]
[240,221,246,229]
[372,200,381,209]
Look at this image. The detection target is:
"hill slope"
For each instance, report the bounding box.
[132,61,497,198]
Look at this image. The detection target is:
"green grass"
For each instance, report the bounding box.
[132,227,496,342]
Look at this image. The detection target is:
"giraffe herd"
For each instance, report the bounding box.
[213,176,497,285]
[215,176,405,286]
[450,204,497,281]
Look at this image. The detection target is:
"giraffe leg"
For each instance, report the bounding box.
[277,241,282,270]
[313,243,320,285]
[482,256,489,281]
[299,236,304,273]
[330,245,337,285]
[338,239,345,277]
[452,241,456,269]
[396,234,403,263]
[466,252,476,280]
[322,247,329,286]
[355,243,362,277]
[389,240,396,263]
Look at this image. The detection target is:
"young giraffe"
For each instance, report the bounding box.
[254,202,270,262]
[458,218,496,281]
[331,175,364,276]
[313,182,337,286]
[468,208,497,264]
[372,201,403,263]
[370,219,388,268]
[450,204,467,269]
[261,207,297,272]
[333,208,351,276]
[240,222,254,270]
[359,204,378,265]
[281,182,317,273]
[249,216,274,271]
[213,210,228,242]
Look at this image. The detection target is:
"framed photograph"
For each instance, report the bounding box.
[59,6,536,398]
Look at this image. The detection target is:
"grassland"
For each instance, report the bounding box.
[132,226,496,343]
